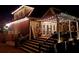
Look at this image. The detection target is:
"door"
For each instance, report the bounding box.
[41,21,57,38]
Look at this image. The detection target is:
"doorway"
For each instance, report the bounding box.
[41,21,57,38]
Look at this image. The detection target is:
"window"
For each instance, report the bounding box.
[53,25,55,31]
[50,25,52,32]
[47,25,49,34]
[43,25,45,34]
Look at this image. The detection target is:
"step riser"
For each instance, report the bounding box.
[20,39,55,53]
[23,45,39,52]
[24,43,38,48]
[20,47,34,53]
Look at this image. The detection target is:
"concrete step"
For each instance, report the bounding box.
[32,40,43,43]
[20,47,35,53]
[42,44,50,48]
[20,39,55,53]
[23,45,39,52]
[47,40,54,43]
[24,43,39,48]
[41,47,48,51]
[28,41,39,45]
[45,42,53,45]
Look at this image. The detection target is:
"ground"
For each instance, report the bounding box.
[0,43,25,53]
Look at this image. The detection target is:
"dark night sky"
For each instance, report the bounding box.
[0,5,79,26]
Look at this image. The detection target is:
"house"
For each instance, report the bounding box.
[4,5,79,46]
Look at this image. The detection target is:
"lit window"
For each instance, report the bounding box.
[47,25,49,34]
[53,25,55,31]
[43,25,45,34]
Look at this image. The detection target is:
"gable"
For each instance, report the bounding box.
[42,8,55,19]
[12,5,34,20]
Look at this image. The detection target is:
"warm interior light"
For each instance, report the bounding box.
[5,17,29,28]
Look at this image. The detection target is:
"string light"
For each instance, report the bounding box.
[4,17,29,28]
[11,5,34,15]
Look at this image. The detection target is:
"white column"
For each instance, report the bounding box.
[58,32,61,43]
[45,25,47,36]
[55,15,62,43]
[58,22,62,43]
[76,21,79,40]
[69,20,73,41]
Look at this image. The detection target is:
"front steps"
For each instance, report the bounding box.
[19,38,79,53]
[19,38,55,53]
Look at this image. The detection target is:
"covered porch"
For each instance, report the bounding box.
[29,18,57,40]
